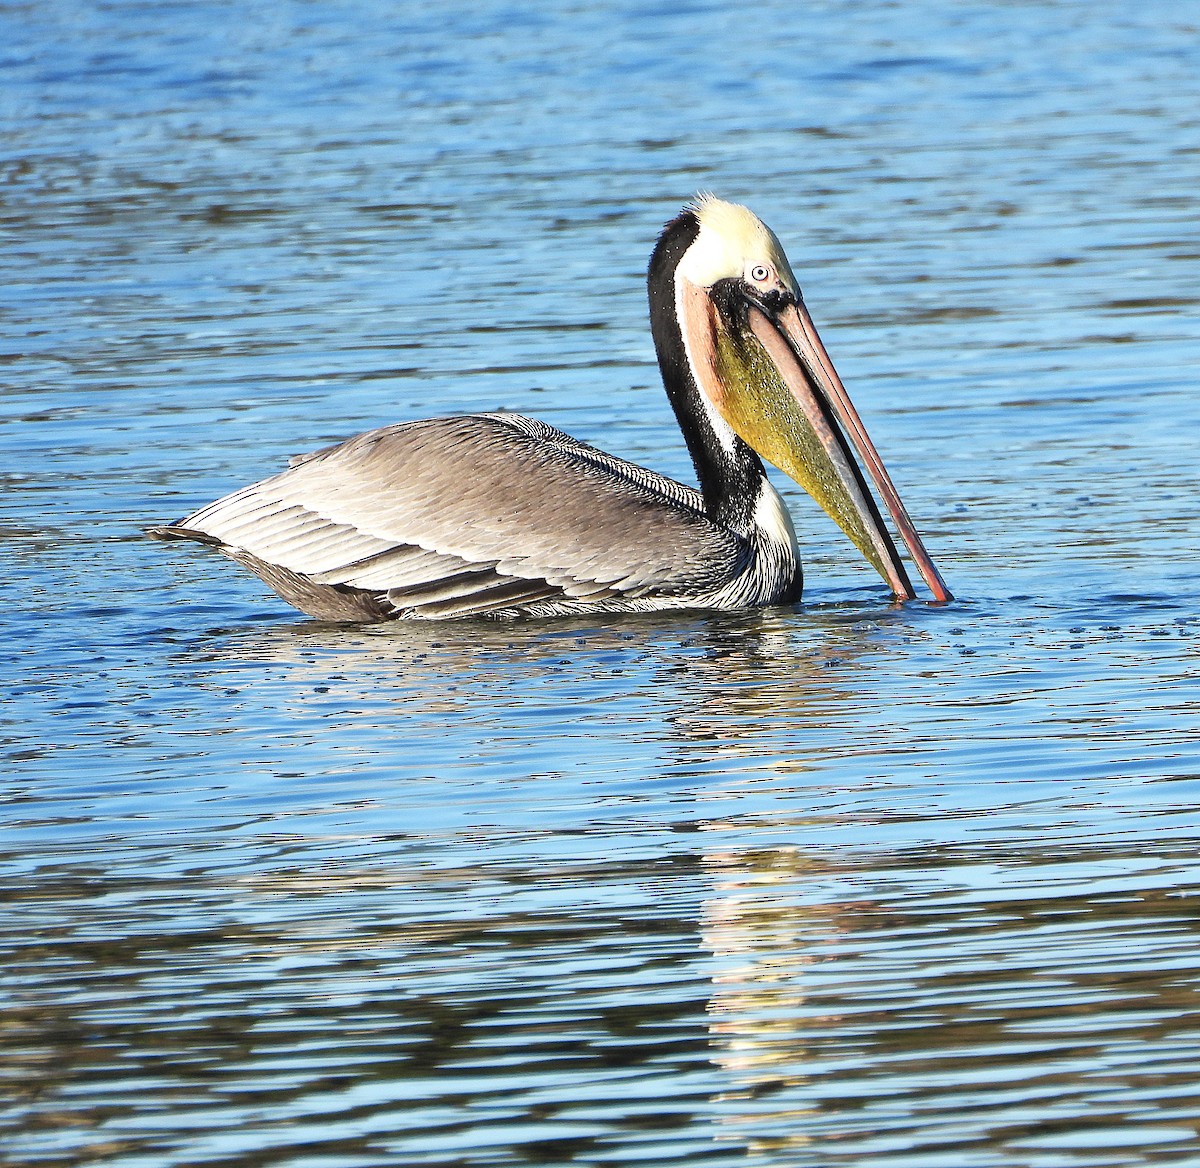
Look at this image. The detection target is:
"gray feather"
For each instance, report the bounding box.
[153,414,748,620]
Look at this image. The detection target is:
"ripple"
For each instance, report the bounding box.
[5,0,1200,1164]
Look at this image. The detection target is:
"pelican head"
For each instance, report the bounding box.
[650,195,951,603]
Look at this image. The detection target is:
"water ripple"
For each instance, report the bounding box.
[5,0,1200,1163]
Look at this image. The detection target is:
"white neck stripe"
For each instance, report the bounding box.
[673,270,738,456]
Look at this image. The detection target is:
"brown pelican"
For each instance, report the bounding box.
[147,196,951,621]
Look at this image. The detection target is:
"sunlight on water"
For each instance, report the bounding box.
[3,1,1200,1165]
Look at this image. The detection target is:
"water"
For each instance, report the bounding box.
[4,1,1200,1164]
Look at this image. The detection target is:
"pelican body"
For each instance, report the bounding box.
[148,198,950,621]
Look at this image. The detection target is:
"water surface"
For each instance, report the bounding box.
[4,1,1200,1164]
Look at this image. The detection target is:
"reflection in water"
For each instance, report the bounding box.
[173,605,920,842]
[703,847,842,1160]
[697,841,1200,1159]
[6,830,1200,1165]
[131,589,1200,863]
[202,602,910,740]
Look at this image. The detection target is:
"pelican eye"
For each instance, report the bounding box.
[749,263,773,284]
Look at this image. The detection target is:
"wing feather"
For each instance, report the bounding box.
[166,414,746,617]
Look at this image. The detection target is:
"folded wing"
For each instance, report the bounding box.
[149,414,747,620]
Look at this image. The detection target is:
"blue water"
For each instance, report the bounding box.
[4,1,1200,1165]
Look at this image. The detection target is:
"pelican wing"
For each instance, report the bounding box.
[156,414,747,619]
